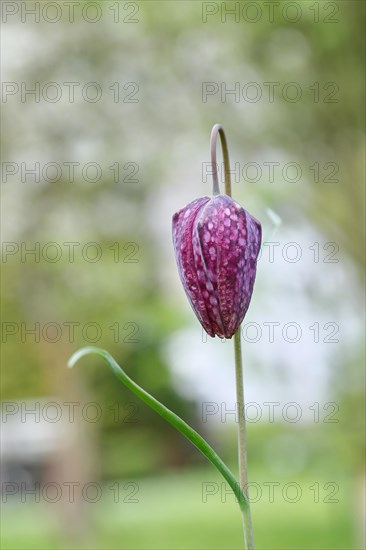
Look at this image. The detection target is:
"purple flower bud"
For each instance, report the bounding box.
[172,194,261,339]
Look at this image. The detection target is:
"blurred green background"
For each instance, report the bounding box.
[1,1,365,549]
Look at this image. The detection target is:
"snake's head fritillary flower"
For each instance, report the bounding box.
[172,194,261,339]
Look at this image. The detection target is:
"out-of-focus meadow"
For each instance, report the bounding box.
[1,1,365,549]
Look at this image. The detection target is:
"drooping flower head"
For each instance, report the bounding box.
[172,193,261,339]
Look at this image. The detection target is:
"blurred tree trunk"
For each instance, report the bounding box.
[39,342,98,548]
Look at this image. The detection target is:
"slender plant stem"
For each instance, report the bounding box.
[234,331,254,549]
[210,123,231,196]
[210,123,254,549]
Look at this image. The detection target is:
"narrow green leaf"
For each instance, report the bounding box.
[68,346,248,514]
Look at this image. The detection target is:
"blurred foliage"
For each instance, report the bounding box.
[1,5,364,548]
[3,0,364,452]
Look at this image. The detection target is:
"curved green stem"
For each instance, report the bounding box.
[211,123,254,549]
[210,123,231,196]
[68,346,248,516]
